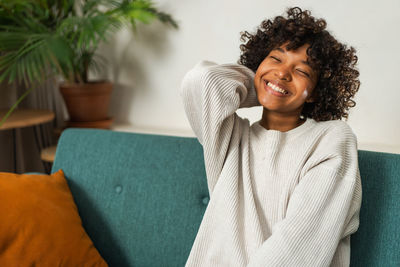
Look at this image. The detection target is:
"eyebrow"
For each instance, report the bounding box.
[272,47,311,67]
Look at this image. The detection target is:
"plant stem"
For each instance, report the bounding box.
[0,87,33,128]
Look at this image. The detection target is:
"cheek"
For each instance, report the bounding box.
[301,89,309,99]
[300,83,315,100]
[254,63,269,88]
[254,72,264,91]
[255,60,268,77]
[254,69,262,82]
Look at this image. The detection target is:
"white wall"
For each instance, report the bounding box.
[95,0,400,153]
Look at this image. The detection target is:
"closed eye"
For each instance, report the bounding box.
[297,69,310,77]
[270,56,281,62]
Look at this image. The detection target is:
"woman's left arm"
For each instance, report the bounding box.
[247,125,362,267]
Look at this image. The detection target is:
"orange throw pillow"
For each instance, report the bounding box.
[0,170,108,266]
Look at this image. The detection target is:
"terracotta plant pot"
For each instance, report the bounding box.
[60,81,112,122]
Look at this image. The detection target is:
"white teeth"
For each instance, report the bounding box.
[267,82,288,94]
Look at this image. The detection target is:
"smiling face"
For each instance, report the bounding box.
[254,42,319,117]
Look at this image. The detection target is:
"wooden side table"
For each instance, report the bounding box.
[41,145,57,163]
[0,109,55,172]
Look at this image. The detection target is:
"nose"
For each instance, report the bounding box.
[275,66,291,81]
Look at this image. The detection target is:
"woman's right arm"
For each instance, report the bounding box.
[180,60,259,194]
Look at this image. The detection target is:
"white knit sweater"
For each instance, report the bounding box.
[180,60,362,267]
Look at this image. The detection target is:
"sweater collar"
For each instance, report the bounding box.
[252,117,316,141]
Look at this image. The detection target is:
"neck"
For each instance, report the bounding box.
[260,109,305,132]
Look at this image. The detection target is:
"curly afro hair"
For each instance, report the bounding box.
[238,7,360,121]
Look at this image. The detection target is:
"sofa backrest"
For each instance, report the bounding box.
[351,150,400,266]
[52,128,209,267]
[52,128,400,267]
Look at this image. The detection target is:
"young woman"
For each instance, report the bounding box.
[181,7,361,267]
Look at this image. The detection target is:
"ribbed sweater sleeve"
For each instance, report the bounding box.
[180,60,259,194]
[247,127,362,267]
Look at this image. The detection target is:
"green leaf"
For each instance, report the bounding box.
[129,9,156,24]
[45,35,73,67]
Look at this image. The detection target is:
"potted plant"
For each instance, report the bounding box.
[0,0,178,127]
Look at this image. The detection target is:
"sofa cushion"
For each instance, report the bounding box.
[0,170,108,267]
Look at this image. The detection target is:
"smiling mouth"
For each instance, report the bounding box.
[264,80,289,95]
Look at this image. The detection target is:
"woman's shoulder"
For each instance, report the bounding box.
[301,119,359,172]
[303,119,358,159]
[312,119,357,141]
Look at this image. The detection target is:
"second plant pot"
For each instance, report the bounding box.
[60,81,113,128]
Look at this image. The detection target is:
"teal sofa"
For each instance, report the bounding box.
[52,128,400,267]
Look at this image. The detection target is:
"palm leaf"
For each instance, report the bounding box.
[0,87,33,128]
[0,0,179,85]
[0,31,73,85]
